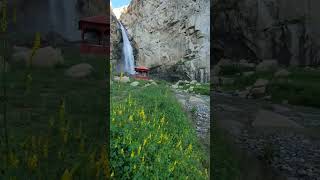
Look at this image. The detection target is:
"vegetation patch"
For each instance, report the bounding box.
[110,82,208,179]
[0,46,108,179]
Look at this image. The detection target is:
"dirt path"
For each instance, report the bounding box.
[214,92,320,180]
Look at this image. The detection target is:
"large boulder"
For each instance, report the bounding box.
[12,46,64,68]
[65,63,94,78]
[274,69,291,78]
[256,59,279,72]
[32,47,64,68]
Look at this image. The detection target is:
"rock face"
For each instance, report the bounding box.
[213,0,320,66]
[110,10,122,66]
[120,0,210,83]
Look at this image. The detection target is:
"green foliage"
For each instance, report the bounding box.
[213,129,241,180]
[111,84,208,179]
[193,84,210,95]
[0,46,108,178]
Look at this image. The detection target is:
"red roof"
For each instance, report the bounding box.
[135,66,150,71]
[79,15,109,25]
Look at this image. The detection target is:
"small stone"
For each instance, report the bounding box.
[274,69,291,77]
[254,79,269,87]
[243,71,255,77]
[190,80,197,84]
[171,84,178,89]
[130,81,139,87]
[65,63,94,78]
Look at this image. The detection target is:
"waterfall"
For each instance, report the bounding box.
[48,0,80,41]
[119,22,136,75]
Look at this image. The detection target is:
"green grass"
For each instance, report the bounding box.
[174,81,210,96]
[213,129,241,180]
[110,81,209,179]
[0,46,109,179]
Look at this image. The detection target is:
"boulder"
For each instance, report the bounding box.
[274,69,291,77]
[221,77,234,85]
[65,63,94,78]
[32,47,64,68]
[250,86,266,97]
[171,84,179,89]
[130,81,139,87]
[243,71,255,77]
[239,59,255,68]
[256,59,278,72]
[12,46,64,68]
[190,80,197,85]
[254,79,269,87]
[114,76,130,83]
[238,90,250,98]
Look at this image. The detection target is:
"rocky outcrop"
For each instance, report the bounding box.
[120,0,210,83]
[110,10,121,65]
[213,0,320,66]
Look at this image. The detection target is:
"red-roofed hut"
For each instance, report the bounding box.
[134,66,150,80]
[78,15,109,55]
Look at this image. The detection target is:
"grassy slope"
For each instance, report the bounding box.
[0,46,108,178]
[110,81,209,179]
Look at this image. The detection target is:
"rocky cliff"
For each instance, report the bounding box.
[119,0,210,83]
[110,10,121,64]
[213,0,320,66]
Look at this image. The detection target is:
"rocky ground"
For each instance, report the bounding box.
[172,84,210,151]
[214,91,320,180]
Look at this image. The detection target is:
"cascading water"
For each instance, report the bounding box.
[48,0,80,41]
[119,22,136,75]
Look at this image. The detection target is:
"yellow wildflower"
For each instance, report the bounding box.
[138,145,142,155]
[130,150,135,158]
[9,152,19,168]
[160,116,165,124]
[129,115,133,121]
[143,139,147,146]
[61,169,72,180]
[27,154,38,171]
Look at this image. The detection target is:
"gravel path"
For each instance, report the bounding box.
[214,92,320,180]
[173,89,210,141]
